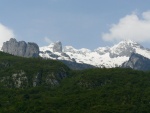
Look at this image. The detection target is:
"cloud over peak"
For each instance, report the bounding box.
[0,23,15,46]
[102,11,150,42]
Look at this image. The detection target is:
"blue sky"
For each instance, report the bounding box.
[0,0,150,49]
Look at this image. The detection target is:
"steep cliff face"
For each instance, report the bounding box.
[24,42,39,57]
[2,38,39,57]
[122,53,150,71]
[53,41,62,52]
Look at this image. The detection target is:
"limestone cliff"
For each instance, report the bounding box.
[2,38,39,57]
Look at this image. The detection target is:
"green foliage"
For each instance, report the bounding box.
[1,52,150,112]
[0,51,70,88]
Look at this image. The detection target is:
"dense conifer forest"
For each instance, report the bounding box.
[0,51,150,113]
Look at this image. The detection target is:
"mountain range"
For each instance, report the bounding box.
[39,39,150,69]
[1,39,150,112]
[1,38,150,71]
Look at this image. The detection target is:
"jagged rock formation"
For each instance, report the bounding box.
[40,40,150,68]
[109,40,143,58]
[53,41,62,52]
[24,42,39,57]
[2,38,39,57]
[122,53,150,71]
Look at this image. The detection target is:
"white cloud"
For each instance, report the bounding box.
[44,37,53,44]
[0,23,15,46]
[102,11,150,42]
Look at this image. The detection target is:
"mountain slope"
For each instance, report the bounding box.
[1,44,150,112]
[40,40,150,68]
[122,53,150,71]
[0,51,70,88]
[1,68,150,112]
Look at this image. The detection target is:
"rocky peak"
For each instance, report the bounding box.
[53,41,62,53]
[109,40,143,58]
[2,38,39,57]
[119,40,142,48]
[24,42,39,57]
[40,39,150,69]
[41,41,62,53]
[122,53,150,71]
[9,38,17,42]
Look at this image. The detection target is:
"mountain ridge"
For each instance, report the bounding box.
[39,39,150,68]
[0,51,70,88]
[2,38,150,70]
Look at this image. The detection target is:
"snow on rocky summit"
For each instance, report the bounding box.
[39,40,150,68]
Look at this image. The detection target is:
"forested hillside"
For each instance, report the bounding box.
[0,51,70,88]
[0,52,150,113]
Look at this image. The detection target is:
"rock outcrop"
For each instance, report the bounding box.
[2,38,39,57]
[53,41,62,52]
[122,53,150,71]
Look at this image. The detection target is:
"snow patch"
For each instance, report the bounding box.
[39,40,150,68]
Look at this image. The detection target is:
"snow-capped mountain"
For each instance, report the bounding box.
[39,40,150,68]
